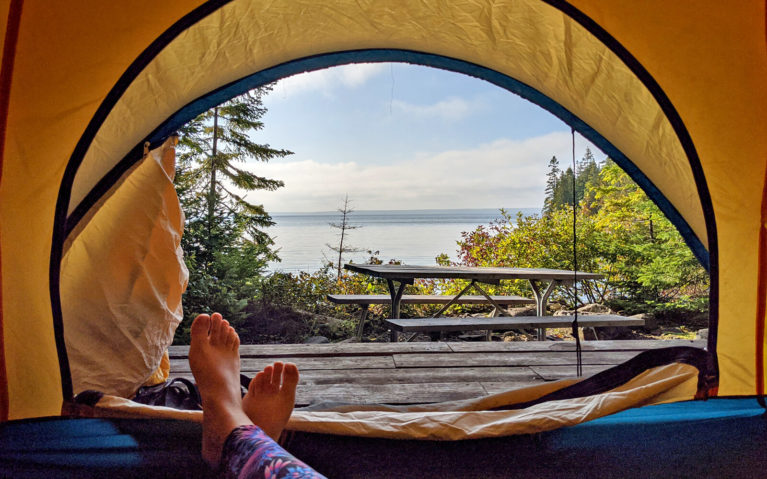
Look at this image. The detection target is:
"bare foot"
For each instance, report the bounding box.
[189,313,252,467]
[242,361,300,440]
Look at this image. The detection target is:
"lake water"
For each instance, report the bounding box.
[266,208,540,273]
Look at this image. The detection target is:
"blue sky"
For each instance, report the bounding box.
[244,63,601,212]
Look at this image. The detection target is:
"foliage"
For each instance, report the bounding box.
[453,156,709,311]
[231,250,463,343]
[173,86,292,342]
[588,161,708,303]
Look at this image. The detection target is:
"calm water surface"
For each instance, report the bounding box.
[266,208,540,273]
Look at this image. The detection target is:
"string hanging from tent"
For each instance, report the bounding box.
[571,128,583,377]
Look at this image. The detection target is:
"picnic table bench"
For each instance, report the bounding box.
[385,314,645,342]
[327,293,535,339]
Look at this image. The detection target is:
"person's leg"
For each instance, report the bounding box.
[220,425,326,478]
[242,361,300,440]
[189,313,325,478]
[189,312,251,466]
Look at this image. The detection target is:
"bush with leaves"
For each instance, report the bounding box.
[452,159,708,313]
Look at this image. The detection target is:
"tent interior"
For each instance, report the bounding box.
[1,0,766,476]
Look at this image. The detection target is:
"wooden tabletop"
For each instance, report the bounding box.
[344,264,603,283]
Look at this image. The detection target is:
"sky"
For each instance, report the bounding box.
[241,63,602,213]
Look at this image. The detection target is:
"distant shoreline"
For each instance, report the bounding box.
[266,207,542,272]
[271,207,541,216]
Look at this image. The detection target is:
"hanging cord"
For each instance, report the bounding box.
[571,128,582,377]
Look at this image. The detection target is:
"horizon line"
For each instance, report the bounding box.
[270,206,542,215]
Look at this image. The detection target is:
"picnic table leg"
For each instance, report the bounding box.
[529,279,559,340]
[355,304,369,341]
[431,280,475,317]
[468,281,506,342]
[487,301,501,340]
[387,279,408,342]
[428,280,475,342]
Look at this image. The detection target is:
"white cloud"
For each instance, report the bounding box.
[241,131,597,212]
[391,97,478,122]
[271,63,386,99]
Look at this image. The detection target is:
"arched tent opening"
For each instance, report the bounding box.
[2,1,766,475]
[59,53,715,400]
[51,0,715,407]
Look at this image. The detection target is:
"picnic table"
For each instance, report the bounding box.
[327,293,536,340]
[342,264,628,341]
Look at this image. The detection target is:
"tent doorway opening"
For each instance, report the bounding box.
[58,50,708,404]
[167,61,710,351]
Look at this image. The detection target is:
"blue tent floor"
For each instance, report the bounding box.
[1,398,765,478]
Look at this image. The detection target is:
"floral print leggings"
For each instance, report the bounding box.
[220,425,326,478]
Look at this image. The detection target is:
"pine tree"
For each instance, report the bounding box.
[575,147,599,203]
[174,85,292,334]
[578,148,601,209]
[553,167,576,208]
[543,156,561,216]
[178,87,291,261]
[545,148,604,213]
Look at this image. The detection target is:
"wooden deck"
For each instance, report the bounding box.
[167,339,704,406]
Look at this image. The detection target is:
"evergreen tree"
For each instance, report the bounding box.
[576,147,600,209]
[543,156,560,215]
[174,85,292,340]
[553,166,576,208]
[544,148,603,213]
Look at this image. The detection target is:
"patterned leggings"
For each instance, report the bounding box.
[220,425,326,478]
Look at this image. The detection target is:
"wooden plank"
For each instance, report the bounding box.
[529,365,613,381]
[293,382,487,405]
[446,339,705,353]
[169,339,704,358]
[170,355,395,373]
[386,315,644,332]
[327,294,534,305]
[296,366,539,385]
[170,366,541,387]
[168,342,450,358]
[392,351,639,368]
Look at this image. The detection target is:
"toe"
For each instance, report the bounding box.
[218,319,232,344]
[283,363,300,390]
[254,371,264,394]
[209,313,225,344]
[263,365,278,392]
[271,362,285,387]
[190,314,211,340]
[228,329,240,350]
[224,328,233,347]
[252,369,268,394]
[208,320,219,345]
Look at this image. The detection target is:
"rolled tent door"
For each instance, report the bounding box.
[60,137,187,398]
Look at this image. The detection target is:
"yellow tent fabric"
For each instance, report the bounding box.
[0,0,765,420]
[76,362,699,440]
[61,137,187,398]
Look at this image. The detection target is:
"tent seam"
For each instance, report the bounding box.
[0,0,24,422]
